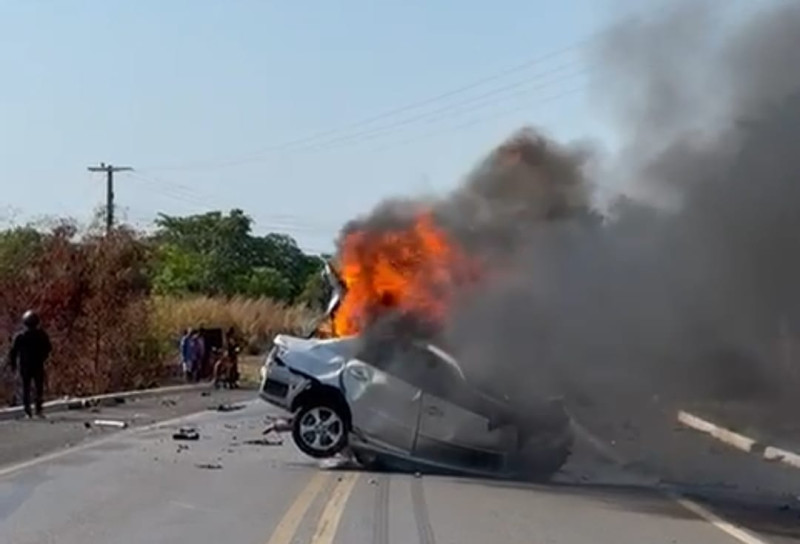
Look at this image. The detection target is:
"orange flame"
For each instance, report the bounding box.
[332,211,481,337]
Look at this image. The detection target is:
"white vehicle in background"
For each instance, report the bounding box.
[258,260,573,480]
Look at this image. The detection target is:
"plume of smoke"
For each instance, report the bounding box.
[336,2,800,411]
[450,2,800,408]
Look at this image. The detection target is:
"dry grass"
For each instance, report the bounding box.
[151,295,318,354]
[237,355,264,386]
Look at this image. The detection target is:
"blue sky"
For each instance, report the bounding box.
[0,0,712,253]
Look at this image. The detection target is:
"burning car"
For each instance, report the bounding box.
[258,260,574,480]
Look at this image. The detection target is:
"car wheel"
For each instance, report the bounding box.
[292,401,349,459]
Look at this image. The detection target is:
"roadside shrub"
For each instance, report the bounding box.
[0,218,323,405]
[0,226,168,403]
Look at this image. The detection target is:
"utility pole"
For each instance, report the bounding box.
[87,163,133,234]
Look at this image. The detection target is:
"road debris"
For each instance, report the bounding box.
[92,419,128,429]
[262,418,292,435]
[177,444,190,453]
[66,396,126,411]
[172,427,200,441]
[161,399,178,407]
[211,403,246,412]
[244,438,283,446]
[195,463,223,470]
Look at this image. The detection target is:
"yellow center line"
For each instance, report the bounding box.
[266,471,331,544]
[310,472,361,544]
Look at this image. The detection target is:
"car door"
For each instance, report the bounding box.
[340,357,423,455]
[409,345,517,472]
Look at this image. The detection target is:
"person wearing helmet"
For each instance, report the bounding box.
[7,310,52,418]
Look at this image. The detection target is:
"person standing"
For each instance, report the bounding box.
[190,329,205,383]
[213,327,240,388]
[225,327,240,388]
[7,311,52,418]
[179,329,193,382]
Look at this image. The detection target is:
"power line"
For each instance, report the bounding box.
[139,39,594,172]
[275,64,587,157]
[294,69,588,156]
[134,65,586,192]
[122,80,593,239]
[137,3,676,173]
[128,171,341,232]
[368,85,588,154]
[124,171,340,236]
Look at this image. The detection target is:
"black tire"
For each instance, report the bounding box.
[292,400,349,459]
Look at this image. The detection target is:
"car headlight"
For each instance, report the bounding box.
[259,365,267,382]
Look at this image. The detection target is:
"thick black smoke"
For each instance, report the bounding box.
[337,1,800,411]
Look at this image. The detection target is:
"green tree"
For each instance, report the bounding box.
[250,233,324,299]
[150,209,325,301]
[153,209,253,295]
[0,226,43,278]
[234,267,293,300]
[151,242,211,295]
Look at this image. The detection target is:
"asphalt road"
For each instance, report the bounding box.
[0,395,798,544]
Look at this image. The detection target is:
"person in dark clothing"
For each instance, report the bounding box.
[7,310,52,418]
[225,327,240,388]
[213,327,240,388]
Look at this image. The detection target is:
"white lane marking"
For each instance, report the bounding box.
[677,411,757,453]
[763,446,800,469]
[678,410,800,472]
[674,496,769,544]
[574,416,772,544]
[0,400,258,479]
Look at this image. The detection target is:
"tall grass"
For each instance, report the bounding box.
[151,296,318,354]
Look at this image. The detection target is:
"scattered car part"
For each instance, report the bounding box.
[262,418,292,435]
[92,419,127,429]
[212,403,246,412]
[173,427,200,441]
[195,463,223,470]
[244,438,283,446]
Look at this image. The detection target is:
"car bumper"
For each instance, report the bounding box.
[258,348,311,412]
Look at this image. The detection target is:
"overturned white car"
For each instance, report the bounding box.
[258,262,573,480]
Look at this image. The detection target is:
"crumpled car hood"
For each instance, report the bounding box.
[273,334,361,382]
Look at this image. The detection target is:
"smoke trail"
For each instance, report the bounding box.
[335,2,800,411]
